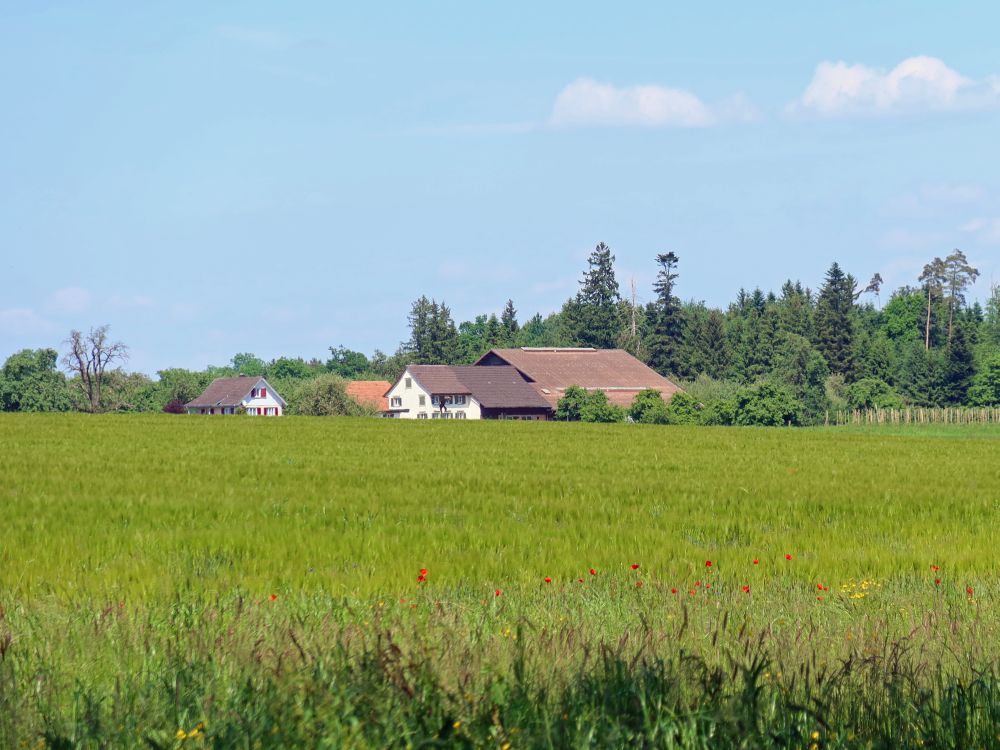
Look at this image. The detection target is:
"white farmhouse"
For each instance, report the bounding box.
[185,376,286,416]
[384,365,552,420]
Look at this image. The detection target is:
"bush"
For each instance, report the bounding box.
[731,382,804,426]
[292,375,377,417]
[662,392,702,425]
[162,398,186,414]
[845,377,904,410]
[556,386,625,423]
[629,389,669,424]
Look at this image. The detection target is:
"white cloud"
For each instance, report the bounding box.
[0,308,56,337]
[46,287,92,315]
[788,56,1000,117]
[961,217,1000,244]
[550,78,716,128]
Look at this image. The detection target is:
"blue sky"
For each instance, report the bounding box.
[2,2,999,373]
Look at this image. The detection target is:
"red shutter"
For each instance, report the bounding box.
[261,387,267,398]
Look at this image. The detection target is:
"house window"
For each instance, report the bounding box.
[418,413,428,419]
[453,395,466,405]
[418,395,426,406]
[405,378,412,389]
[201,408,206,414]
[390,397,402,407]
[455,411,466,420]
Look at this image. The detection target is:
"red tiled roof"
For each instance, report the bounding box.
[346,381,391,411]
[474,348,682,408]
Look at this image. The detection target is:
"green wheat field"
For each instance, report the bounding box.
[3,414,1000,748]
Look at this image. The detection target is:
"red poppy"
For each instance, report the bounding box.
[410,604,417,609]
[671,587,678,594]
[589,568,597,576]
[688,589,696,596]
[817,596,824,601]
[269,594,278,601]
[577,578,584,583]
[967,586,974,596]
[817,584,823,590]
[419,568,428,575]
[495,589,502,597]
[695,580,701,587]
[753,559,759,565]
[399,598,406,604]
[705,560,713,568]
[931,564,940,572]
[417,574,426,583]
[742,585,750,593]
[630,563,640,570]
[785,554,793,561]
[935,578,941,585]
[544,577,552,584]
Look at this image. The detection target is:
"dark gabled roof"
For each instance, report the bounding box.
[346,380,391,411]
[474,348,682,407]
[406,365,551,410]
[185,376,285,408]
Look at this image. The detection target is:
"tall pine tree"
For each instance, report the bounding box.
[814,262,856,380]
[647,252,683,375]
[565,242,622,349]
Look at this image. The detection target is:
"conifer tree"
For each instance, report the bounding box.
[565,242,622,348]
[648,252,683,375]
[814,262,856,379]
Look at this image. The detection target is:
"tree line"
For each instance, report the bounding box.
[2,244,999,422]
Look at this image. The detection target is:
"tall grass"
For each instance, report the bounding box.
[3,415,1000,746]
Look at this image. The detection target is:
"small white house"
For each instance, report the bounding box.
[383,365,551,420]
[185,376,286,416]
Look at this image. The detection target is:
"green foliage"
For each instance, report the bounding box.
[291,374,376,416]
[771,333,828,422]
[969,352,1000,405]
[0,348,72,412]
[564,242,622,349]
[629,388,669,424]
[730,381,804,426]
[661,391,702,424]
[845,377,905,410]
[814,262,856,379]
[267,356,316,380]
[230,352,265,376]
[555,385,625,422]
[326,346,372,378]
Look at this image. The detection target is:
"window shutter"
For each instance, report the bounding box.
[261,387,267,398]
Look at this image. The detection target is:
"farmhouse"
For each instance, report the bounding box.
[384,365,552,420]
[474,347,681,409]
[185,376,286,416]
[346,380,391,412]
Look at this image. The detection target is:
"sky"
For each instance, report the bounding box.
[2,2,1000,374]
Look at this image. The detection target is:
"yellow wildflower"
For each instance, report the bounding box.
[175,729,187,740]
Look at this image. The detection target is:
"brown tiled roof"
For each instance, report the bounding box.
[407,365,551,410]
[474,348,682,408]
[185,376,270,408]
[346,380,391,411]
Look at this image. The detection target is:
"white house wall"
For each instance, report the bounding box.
[385,370,482,419]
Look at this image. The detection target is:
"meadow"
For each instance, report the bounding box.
[2,414,1000,748]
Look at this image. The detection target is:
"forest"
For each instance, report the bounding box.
[2,244,999,424]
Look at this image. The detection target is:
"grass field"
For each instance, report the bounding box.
[3,415,1000,748]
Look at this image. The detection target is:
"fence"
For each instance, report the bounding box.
[826,407,1000,426]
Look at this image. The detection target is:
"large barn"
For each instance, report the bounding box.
[474,347,681,410]
[382,348,681,420]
